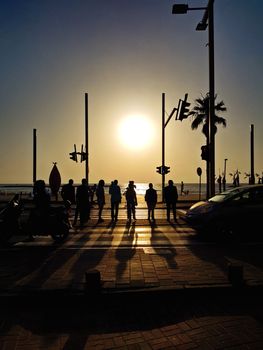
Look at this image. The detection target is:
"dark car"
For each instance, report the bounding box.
[184,184,263,240]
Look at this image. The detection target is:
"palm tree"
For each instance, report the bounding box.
[189,93,227,137]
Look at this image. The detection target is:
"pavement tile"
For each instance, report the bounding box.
[176,344,198,350]
[1,211,263,349]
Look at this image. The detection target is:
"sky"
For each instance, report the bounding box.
[0,0,263,185]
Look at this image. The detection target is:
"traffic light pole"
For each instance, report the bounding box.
[85,93,89,185]
[250,124,255,184]
[161,92,189,201]
[33,128,37,184]
[162,93,165,202]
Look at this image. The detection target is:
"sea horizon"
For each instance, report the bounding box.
[0,182,246,196]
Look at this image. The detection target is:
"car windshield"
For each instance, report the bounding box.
[208,188,243,203]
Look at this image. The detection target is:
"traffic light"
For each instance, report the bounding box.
[81,152,87,162]
[163,166,170,174]
[69,151,77,162]
[201,145,209,161]
[156,166,162,174]
[80,144,87,162]
[178,93,190,121]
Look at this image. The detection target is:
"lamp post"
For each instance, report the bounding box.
[172,0,216,198]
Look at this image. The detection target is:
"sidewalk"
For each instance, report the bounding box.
[1,234,263,298]
[1,220,263,349]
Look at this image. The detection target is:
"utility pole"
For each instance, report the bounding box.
[85,93,89,184]
[162,93,166,202]
[250,124,255,184]
[223,158,227,191]
[33,128,37,184]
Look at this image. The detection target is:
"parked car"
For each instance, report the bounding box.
[184,184,263,240]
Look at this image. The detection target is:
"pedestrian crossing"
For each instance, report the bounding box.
[14,207,199,248]
[70,205,187,222]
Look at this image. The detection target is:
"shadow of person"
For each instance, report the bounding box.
[149,221,177,271]
[115,222,137,282]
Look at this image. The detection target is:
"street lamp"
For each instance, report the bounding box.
[172,0,216,198]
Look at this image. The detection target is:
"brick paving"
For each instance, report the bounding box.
[1,243,263,294]
[1,212,263,349]
[1,292,263,350]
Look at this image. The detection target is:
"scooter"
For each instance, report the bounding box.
[27,202,71,243]
[0,194,23,245]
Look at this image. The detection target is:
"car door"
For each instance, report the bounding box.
[243,187,263,235]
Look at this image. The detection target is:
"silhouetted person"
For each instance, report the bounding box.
[29,180,51,239]
[61,179,75,205]
[164,180,178,222]
[236,172,240,187]
[109,179,121,221]
[145,183,157,221]
[96,179,105,222]
[74,178,90,226]
[90,184,97,206]
[217,175,222,193]
[125,182,137,222]
[33,179,51,215]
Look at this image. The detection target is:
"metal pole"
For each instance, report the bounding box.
[208,0,215,197]
[33,128,37,184]
[224,159,227,179]
[206,139,210,199]
[223,158,227,191]
[199,174,202,201]
[250,124,255,184]
[85,93,89,185]
[162,93,165,202]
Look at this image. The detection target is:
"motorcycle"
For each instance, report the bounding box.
[0,194,23,245]
[27,201,71,243]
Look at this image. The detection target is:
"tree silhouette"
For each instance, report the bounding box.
[189,93,227,138]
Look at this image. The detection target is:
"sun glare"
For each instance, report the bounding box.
[118,115,154,150]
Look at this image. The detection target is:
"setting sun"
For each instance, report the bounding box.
[118,115,154,150]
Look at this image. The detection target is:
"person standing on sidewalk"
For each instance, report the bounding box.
[61,179,75,205]
[74,178,90,226]
[164,179,178,222]
[96,179,105,223]
[145,183,157,221]
[125,181,137,223]
[109,179,121,222]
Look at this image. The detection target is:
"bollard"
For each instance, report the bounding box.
[228,263,244,286]
[85,269,101,293]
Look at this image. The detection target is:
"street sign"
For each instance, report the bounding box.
[197,167,202,177]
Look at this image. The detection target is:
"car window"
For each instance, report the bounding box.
[249,188,263,203]
[209,188,242,203]
[230,188,263,204]
[231,191,249,202]
[209,186,263,204]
